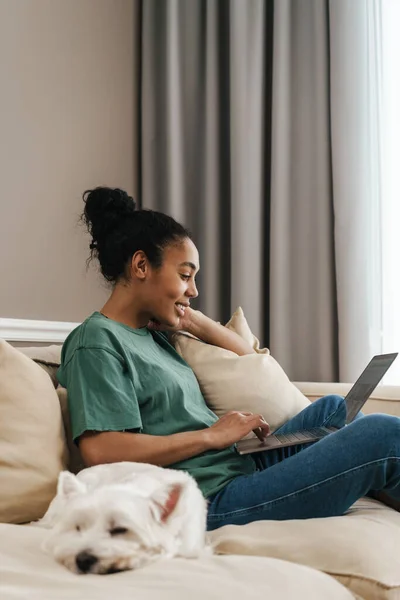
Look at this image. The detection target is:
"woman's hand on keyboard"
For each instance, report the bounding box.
[205,411,271,450]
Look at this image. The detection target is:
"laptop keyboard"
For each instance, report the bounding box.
[275,427,332,444]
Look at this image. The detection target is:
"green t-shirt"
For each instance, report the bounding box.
[57,312,256,498]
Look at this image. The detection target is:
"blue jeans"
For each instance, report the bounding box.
[207,395,400,531]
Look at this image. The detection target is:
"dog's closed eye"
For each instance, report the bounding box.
[109,527,128,536]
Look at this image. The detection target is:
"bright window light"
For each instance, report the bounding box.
[381,0,400,383]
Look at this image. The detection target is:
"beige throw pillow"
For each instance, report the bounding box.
[173,308,310,431]
[0,340,67,523]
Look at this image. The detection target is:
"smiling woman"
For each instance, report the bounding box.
[100,237,200,330]
[57,186,400,532]
[58,187,262,500]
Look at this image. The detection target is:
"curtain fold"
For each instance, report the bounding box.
[269,0,338,382]
[329,0,382,382]
[140,0,273,339]
[270,0,383,382]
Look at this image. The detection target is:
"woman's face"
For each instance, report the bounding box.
[144,238,200,327]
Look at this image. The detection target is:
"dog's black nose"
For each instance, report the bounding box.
[76,551,98,573]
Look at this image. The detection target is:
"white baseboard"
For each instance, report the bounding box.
[0,318,80,343]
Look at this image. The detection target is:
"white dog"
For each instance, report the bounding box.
[37,462,210,575]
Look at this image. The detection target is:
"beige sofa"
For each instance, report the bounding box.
[1,342,400,600]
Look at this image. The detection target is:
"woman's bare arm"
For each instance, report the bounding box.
[79,411,269,467]
[187,311,254,355]
[178,309,255,356]
[79,429,211,468]
[150,308,255,356]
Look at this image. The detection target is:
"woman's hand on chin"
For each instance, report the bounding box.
[147,307,201,334]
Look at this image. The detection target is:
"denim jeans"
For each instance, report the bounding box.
[207,395,400,531]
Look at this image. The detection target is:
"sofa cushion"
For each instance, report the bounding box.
[173,308,310,432]
[0,340,67,524]
[0,522,354,600]
[295,381,400,418]
[56,387,85,474]
[17,345,62,388]
[210,497,400,600]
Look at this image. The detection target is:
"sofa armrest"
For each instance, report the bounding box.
[293,382,400,418]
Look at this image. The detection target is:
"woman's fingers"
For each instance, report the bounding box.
[246,414,270,441]
[253,426,270,442]
[220,411,270,442]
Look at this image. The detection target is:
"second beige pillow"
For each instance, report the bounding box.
[173,308,310,431]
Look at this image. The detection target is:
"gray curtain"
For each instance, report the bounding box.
[329,0,383,383]
[269,0,338,382]
[139,0,273,343]
[138,0,342,382]
[270,0,383,384]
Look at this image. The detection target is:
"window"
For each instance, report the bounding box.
[381,0,400,383]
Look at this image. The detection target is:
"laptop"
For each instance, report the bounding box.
[236,352,398,455]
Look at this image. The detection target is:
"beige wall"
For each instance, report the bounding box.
[0,0,137,322]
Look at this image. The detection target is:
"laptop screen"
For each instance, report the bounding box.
[345,353,398,423]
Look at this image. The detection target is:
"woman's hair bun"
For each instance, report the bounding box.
[81,185,191,284]
[82,187,136,249]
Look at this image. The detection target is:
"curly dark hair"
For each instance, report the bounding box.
[81,187,191,284]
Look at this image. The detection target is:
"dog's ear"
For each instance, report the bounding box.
[57,471,87,499]
[151,484,183,524]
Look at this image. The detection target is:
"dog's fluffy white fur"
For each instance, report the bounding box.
[37,462,210,575]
